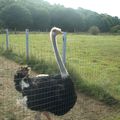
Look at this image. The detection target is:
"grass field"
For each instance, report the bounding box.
[0,33,120,105]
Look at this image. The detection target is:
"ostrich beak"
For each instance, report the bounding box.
[58,28,63,34]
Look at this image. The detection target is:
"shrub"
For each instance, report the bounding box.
[88,26,100,35]
[110,25,120,33]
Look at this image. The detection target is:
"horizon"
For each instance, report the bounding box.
[45,0,120,18]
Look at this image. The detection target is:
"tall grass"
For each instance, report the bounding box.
[0,33,120,105]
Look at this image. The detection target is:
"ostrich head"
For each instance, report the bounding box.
[15,66,31,78]
[50,27,63,36]
[14,66,31,92]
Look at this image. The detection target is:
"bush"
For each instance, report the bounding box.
[110,25,120,33]
[88,26,100,35]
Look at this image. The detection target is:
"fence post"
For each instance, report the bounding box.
[26,29,29,62]
[62,32,67,65]
[5,29,9,50]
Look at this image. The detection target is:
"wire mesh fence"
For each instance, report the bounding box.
[0,29,120,120]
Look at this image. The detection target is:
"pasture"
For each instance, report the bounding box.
[0,33,120,120]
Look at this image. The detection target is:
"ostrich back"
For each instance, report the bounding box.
[23,74,77,116]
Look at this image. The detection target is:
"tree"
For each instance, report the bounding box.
[0,19,4,28]
[0,0,120,32]
[1,3,32,30]
[29,7,50,31]
[0,0,15,10]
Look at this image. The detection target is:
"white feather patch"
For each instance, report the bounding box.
[22,96,28,106]
[36,74,49,77]
[21,80,30,90]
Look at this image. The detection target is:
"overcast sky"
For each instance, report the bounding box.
[45,0,120,18]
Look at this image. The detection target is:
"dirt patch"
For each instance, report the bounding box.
[0,56,120,120]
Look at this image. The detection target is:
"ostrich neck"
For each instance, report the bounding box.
[50,32,69,78]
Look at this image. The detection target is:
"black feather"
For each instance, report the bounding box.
[14,72,77,116]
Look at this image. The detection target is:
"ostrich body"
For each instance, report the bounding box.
[14,27,77,119]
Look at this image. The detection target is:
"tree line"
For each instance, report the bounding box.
[0,0,120,33]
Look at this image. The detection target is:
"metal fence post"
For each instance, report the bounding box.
[5,29,9,50]
[62,32,67,65]
[26,29,29,62]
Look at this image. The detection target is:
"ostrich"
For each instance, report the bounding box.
[14,27,77,120]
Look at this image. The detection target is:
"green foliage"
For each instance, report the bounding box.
[88,26,100,35]
[0,0,120,32]
[0,19,4,29]
[29,7,50,31]
[0,0,14,10]
[1,3,32,30]
[110,25,120,33]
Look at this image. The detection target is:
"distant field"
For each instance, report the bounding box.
[0,33,120,103]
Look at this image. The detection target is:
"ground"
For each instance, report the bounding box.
[0,56,120,120]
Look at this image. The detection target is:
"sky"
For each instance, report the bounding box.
[45,0,120,18]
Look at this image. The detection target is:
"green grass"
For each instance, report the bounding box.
[0,33,120,105]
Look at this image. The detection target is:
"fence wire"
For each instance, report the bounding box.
[0,30,120,120]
